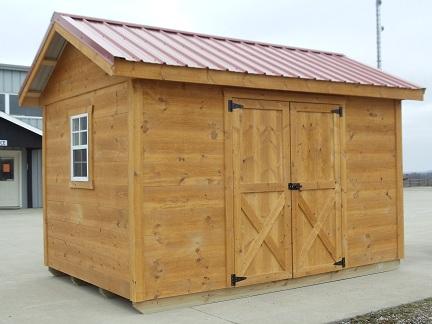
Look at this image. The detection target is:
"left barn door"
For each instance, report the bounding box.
[230,98,292,287]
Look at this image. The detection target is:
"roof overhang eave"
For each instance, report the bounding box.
[19,16,115,107]
[112,59,425,101]
[0,111,43,136]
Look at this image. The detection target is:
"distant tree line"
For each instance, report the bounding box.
[403,171,432,187]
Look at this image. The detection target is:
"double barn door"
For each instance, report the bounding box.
[229,98,343,287]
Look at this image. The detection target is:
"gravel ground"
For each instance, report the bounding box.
[334,298,432,324]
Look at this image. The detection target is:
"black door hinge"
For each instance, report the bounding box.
[288,182,302,191]
[331,107,343,117]
[228,100,243,112]
[231,274,247,286]
[334,257,346,268]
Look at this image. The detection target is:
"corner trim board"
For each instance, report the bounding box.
[128,79,145,301]
[395,100,404,258]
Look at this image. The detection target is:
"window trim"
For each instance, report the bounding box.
[70,113,89,182]
[11,115,42,120]
[5,94,9,114]
[0,93,10,114]
[68,105,93,189]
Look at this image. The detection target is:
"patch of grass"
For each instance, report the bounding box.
[333,297,432,324]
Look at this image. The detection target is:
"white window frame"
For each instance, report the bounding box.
[0,92,43,118]
[70,113,89,182]
[11,115,42,120]
[0,93,9,114]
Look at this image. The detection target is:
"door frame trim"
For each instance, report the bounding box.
[224,94,235,287]
[223,89,347,287]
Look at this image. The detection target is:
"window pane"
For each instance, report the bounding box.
[81,162,87,177]
[0,94,5,112]
[73,162,81,177]
[82,149,87,162]
[0,158,14,181]
[73,149,87,163]
[9,94,42,116]
[73,149,80,163]
[72,118,79,131]
[80,131,87,145]
[73,162,88,178]
[72,133,79,146]
[80,116,87,130]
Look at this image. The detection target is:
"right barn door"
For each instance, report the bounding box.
[290,102,343,278]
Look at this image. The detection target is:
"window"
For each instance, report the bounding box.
[0,93,42,117]
[0,158,14,181]
[9,94,42,116]
[0,94,5,112]
[70,113,88,181]
[69,106,93,189]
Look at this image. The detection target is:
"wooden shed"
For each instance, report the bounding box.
[19,13,425,312]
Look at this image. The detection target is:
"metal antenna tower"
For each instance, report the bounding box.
[376,0,383,69]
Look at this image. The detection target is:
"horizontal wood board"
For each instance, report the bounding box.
[133,260,400,313]
[344,97,399,267]
[136,80,227,300]
[42,45,130,298]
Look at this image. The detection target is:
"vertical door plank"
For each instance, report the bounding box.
[282,109,293,276]
[291,102,343,278]
[230,98,292,286]
[224,97,235,287]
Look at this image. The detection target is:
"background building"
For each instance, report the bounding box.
[0,63,42,208]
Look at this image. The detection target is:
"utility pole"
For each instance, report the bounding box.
[376,0,383,69]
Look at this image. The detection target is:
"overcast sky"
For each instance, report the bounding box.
[1,0,430,172]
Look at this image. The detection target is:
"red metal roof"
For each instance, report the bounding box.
[52,12,420,89]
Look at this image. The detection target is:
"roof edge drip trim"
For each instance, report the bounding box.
[0,111,43,136]
[0,63,30,72]
[53,13,115,64]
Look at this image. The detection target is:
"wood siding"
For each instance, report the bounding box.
[42,45,130,298]
[41,45,402,303]
[344,97,400,267]
[40,45,125,106]
[135,80,227,300]
[132,84,402,302]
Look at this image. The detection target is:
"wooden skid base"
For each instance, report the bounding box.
[70,276,89,286]
[48,267,66,277]
[48,267,121,299]
[99,287,117,298]
[133,260,400,314]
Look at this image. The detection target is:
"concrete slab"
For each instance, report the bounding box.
[0,188,431,324]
